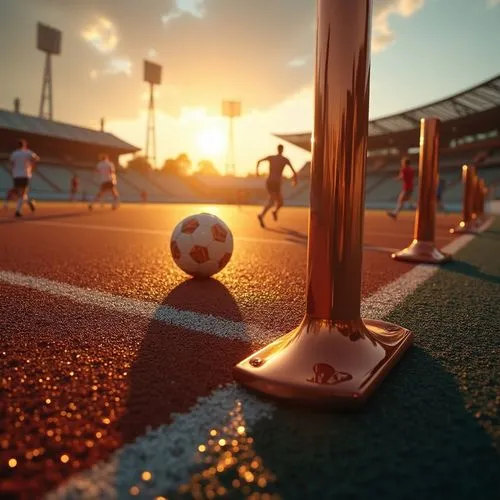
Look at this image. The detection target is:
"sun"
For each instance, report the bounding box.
[196,129,226,157]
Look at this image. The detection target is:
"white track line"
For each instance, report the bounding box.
[42,217,495,499]
[0,270,278,345]
[45,385,274,500]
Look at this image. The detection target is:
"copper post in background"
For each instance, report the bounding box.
[471,174,480,224]
[479,179,486,221]
[392,118,451,264]
[233,0,413,408]
[450,165,477,234]
[473,176,486,224]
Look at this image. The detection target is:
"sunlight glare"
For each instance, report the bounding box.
[196,129,226,157]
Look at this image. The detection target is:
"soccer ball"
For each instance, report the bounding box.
[170,213,234,278]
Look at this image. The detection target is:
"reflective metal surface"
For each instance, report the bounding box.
[473,176,485,224]
[479,179,486,220]
[393,118,451,264]
[234,317,412,407]
[450,165,477,234]
[234,0,413,407]
[472,174,480,222]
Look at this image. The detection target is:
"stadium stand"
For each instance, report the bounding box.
[278,74,500,209]
[1,74,499,209]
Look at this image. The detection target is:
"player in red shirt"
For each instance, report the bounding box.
[387,157,415,219]
[69,174,79,201]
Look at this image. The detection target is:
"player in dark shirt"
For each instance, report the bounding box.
[256,144,298,227]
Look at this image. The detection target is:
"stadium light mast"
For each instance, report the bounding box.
[143,60,162,168]
[37,22,62,120]
[222,100,241,176]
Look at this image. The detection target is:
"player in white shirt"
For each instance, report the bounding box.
[9,139,39,217]
[88,154,120,210]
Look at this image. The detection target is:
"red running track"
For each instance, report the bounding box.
[0,203,458,497]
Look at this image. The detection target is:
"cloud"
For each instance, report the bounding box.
[82,16,132,78]
[487,0,500,7]
[82,17,118,54]
[288,56,309,68]
[89,57,132,80]
[162,0,206,24]
[372,0,426,52]
[104,57,133,76]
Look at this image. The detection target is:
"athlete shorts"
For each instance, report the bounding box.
[100,181,115,191]
[266,179,282,196]
[13,177,29,189]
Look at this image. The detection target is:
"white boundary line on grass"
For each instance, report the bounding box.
[5,218,491,499]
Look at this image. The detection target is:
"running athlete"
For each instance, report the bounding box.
[88,154,120,210]
[387,157,415,219]
[9,139,39,217]
[69,174,79,201]
[256,144,297,227]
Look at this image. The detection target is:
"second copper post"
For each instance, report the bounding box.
[450,165,477,234]
[392,118,451,264]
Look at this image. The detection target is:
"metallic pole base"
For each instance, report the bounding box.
[392,239,451,264]
[449,220,479,234]
[233,316,413,408]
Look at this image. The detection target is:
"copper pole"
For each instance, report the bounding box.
[392,118,451,263]
[475,176,487,225]
[233,0,413,408]
[479,179,486,220]
[450,165,477,234]
[472,174,480,223]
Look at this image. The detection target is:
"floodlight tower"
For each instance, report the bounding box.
[143,60,162,167]
[37,22,62,120]
[222,100,241,176]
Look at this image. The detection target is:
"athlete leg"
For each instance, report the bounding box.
[258,194,274,228]
[387,190,407,219]
[272,193,284,221]
[26,186,36,212]
[15,185,27,216]
[111,186,120,209]
[89,187,103,210]
[396,191,410,214]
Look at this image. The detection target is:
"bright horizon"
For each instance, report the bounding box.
[1,0,499,175]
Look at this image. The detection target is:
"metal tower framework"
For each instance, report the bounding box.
[143,60,162,167]
[39,53,53,119]
[145,82,157,166]
[37,23,61,120]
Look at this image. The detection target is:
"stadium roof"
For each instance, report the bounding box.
[0,109,139,153]
[276,73,500,152]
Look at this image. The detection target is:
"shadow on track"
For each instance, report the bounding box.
[119,277,253,444]
[250,346,500,499]
[444,260,500,285]
[264,227,308,240]
[0,209,103,225]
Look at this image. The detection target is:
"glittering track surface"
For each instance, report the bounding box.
[0,202,485,498]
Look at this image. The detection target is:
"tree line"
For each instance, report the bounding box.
[126,153,220,176]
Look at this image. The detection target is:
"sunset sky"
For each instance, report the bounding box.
[0,0,499,175]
